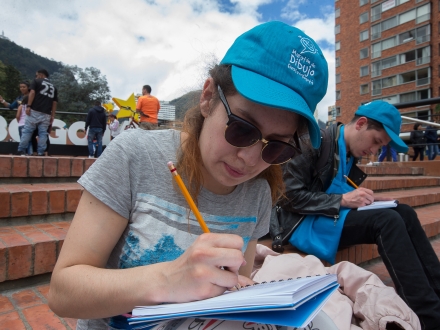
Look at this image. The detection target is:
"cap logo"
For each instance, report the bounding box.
[288,48,316,85]
[299,36,317,55]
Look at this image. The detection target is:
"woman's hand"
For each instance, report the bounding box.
[159,233,245,303]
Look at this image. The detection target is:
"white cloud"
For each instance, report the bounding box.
[294,13,336,123]
[280,0,307,22]
[1,0,334,123]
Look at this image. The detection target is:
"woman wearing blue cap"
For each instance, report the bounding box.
[48,21,328,329]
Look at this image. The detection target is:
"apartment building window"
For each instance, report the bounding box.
[371,24,381,40]
[382,16,397,31]
[336,74,341,83]
[336,57,340,67]
[372,68,431,95]
[416,25,430,44]
[371,5,381,21]
[371,0,379,3]
[360,12,369,24]
[417,3,430,23]
[335,8,340,18]
[360,30,369,42]
[360,65,369,77]
[360,84,369,94]
[335,24,340,34]
[336,90,341,100]
[335,107,341,116]
[360,47,369,59]
[371,46,430,77]
[336,41,341,50]
[370,4,430,40]
[400,89,430,102]
[371,25,430,58]
[360,0,368,5]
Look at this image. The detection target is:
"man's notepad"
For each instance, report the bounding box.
[358,200,399,211]
[128,274,339,329]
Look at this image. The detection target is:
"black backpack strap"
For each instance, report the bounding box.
[314,128,332,177]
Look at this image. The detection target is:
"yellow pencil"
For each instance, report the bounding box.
[167,161,210,233]
[167,161,241,290]
[344,175,359,189]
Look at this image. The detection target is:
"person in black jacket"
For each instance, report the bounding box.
[424,120,439,160]
[410,123,425,161]
[85,101,107,158]
[271,101,440,329]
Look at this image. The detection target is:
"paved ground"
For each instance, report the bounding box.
[1,236,440,329]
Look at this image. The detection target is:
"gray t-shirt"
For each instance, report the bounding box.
[76,129,271,329]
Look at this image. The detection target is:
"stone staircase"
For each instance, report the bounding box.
[0,156,92,287]
[0,155,439,328]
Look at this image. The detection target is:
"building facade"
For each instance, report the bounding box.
[335,0,439,133]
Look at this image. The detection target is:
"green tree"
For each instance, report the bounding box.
[0,62,23,105]
[51,65,111,113]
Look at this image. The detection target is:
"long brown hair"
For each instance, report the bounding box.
[176,64,302,205]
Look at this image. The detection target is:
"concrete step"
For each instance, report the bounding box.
[0,221,70,283]
[359,164,425,176]
[0,155,95,183]
[363,175,440,191]
[0,183,83,219]
[375,186,440,208]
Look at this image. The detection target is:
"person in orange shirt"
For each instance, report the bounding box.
[136,85,160,130]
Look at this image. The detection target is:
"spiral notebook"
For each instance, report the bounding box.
[357,200,399,211]
[128,274,339,329]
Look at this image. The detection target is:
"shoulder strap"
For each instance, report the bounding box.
[314,128,332,176]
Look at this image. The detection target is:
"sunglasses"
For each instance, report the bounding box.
[217,85,301,165]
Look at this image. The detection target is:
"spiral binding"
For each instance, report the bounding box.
[243,273,329,288]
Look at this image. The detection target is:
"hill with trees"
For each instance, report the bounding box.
[0,38,63,80]
[169,90,202,120]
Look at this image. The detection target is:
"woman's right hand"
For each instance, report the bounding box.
[158,233,245,303]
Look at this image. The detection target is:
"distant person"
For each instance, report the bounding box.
[15,95,33,155]
[378,144,397,162]
[425,120,439,160]
[32,124,51,157]
[17,69,57,156]
[0,80,30,109]
[85,101,107,158]
[136,85,160,130]
[108,113,120,140]
[410,123,425,161]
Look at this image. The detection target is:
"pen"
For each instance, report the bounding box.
[167,161,210,233]
[344,175,359,189]
[167,161,240,290]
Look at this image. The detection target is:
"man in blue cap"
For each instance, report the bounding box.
[270,101,440,328]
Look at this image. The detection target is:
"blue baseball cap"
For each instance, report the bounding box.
[220,21,328,149]
[355,101,408,153]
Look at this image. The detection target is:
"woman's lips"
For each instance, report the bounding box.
[224,162,245,178]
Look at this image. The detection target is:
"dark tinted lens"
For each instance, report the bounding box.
[262,141,297,164]
[225,118,261,147]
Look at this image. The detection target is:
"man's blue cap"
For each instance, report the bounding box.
[355,101,408,153]
[220,21,328,149]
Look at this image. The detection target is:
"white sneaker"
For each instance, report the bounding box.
[88,155,94,158]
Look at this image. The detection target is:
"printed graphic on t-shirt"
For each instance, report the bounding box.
[118,193,255,269]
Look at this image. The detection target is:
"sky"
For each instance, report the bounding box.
[1,0,335,122]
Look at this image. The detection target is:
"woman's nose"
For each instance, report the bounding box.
[236,142,262,167]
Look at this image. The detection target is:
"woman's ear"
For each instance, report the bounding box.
[200,78,216,118]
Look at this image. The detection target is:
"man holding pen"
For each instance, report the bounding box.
[270,101,440,328]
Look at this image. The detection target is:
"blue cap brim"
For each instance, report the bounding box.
[230,65,321,149]
[384,126,409,153]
